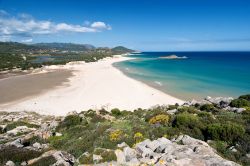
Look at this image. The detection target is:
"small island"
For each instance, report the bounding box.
[159,55,188,59]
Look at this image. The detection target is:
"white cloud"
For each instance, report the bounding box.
[21,38,33,43]
[0,10,112,40]
[91,21,111,30]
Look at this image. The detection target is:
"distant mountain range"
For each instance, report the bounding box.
[0,42,134,54]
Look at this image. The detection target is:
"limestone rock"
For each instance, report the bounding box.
[5,161,15,166]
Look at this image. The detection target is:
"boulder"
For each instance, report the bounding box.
[9,138,24,148]
[123,147,137,161]
[167,109,178,115]
[32,142,42,149]
[117,142,128,149]
[93,154,103,163]
[52,151,75,166]
[5,161,15,166]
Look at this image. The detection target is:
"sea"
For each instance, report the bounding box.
[113,52,250,100]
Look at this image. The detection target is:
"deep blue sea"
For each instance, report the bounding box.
[113,52,250,100]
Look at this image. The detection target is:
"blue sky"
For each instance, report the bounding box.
[0,0,250,51]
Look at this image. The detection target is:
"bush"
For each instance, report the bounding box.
[57,115,82,130]
[207,123,245,142]
[0,146,43,165]
[111,108,121,116]
[174,113,200,129]
[109,130,123,142]
[239,94,250,101]
[79,153,93,164]
[200,104,218,112]
[5,121,39,131]
[178,106,198,114]
[230,99,250,108]
[134,132,144,143]
[100,150,117,162]
[149,114,170,125]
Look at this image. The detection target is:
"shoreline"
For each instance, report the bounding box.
[0,55,184,116]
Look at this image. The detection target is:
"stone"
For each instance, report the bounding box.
[6,161,15,166]
[20,161,27,166]
[9,138,24,148]
[123,147,137,162]
[157,137,172,145]
[229,146,238,152]
[167,109,178,115]
[115,149,126,163]
[52,151,75,166]
[117,142,128,149]
[6,126,36,136]
[93,154,103,163]
[33,142,42,149]
[55,132,62,136]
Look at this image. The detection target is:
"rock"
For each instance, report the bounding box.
[115,149,126,163]
[246,153,250,158]
[20,161,27,166]
[7,126,36,136]
[204,96,233,108]
[9,138,24,148]
[5,161,15,166]
[55,132,62,136]
[33,142,42,149]
[224,107,246,113]
[229,146,238,152]
[167,109,178,115]
[235,108,246,113]
[93,154,103,163]
[123,147,137,161]
[52,151,75,166]
[117,142,128,149]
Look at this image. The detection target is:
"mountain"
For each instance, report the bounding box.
[33,43,95,51]
[0,42,134,53]
[111,46,134,54]
[0,42,37,53]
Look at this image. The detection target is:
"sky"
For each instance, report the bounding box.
[0,0,250,51]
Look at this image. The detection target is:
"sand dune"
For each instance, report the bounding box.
[0,56,183,115]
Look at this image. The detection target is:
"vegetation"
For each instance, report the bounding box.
[45,94,250,165]
[0,146,43,165]
[5,121,39,131]
[0,42,134,71]
[230,98,250,108]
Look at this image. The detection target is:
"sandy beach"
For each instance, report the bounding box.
[0,56,183,115]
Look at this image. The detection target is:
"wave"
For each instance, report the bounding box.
[154,81,163,86]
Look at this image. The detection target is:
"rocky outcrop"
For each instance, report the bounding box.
[113,135,240,166]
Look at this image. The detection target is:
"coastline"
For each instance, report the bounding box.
[0,55,184,116]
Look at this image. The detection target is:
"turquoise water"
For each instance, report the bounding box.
[113,52,250,100]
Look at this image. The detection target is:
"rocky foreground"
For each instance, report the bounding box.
[0,95,250,165]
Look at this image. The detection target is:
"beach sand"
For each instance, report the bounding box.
[0,70,73,105]
[0,56,183,115]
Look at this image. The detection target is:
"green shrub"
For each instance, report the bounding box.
[174,113,200,129]
[5,121,39,131]
[207,123,245,142]
[111,108,121,116]
[239,94,250,101]
[79,153,93,164]
[178,106,198,114]
[230,99,250,108]
[200,104,218,112]
[0,146,43,165]
[57,115,82,130]
[100,150,117,162]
